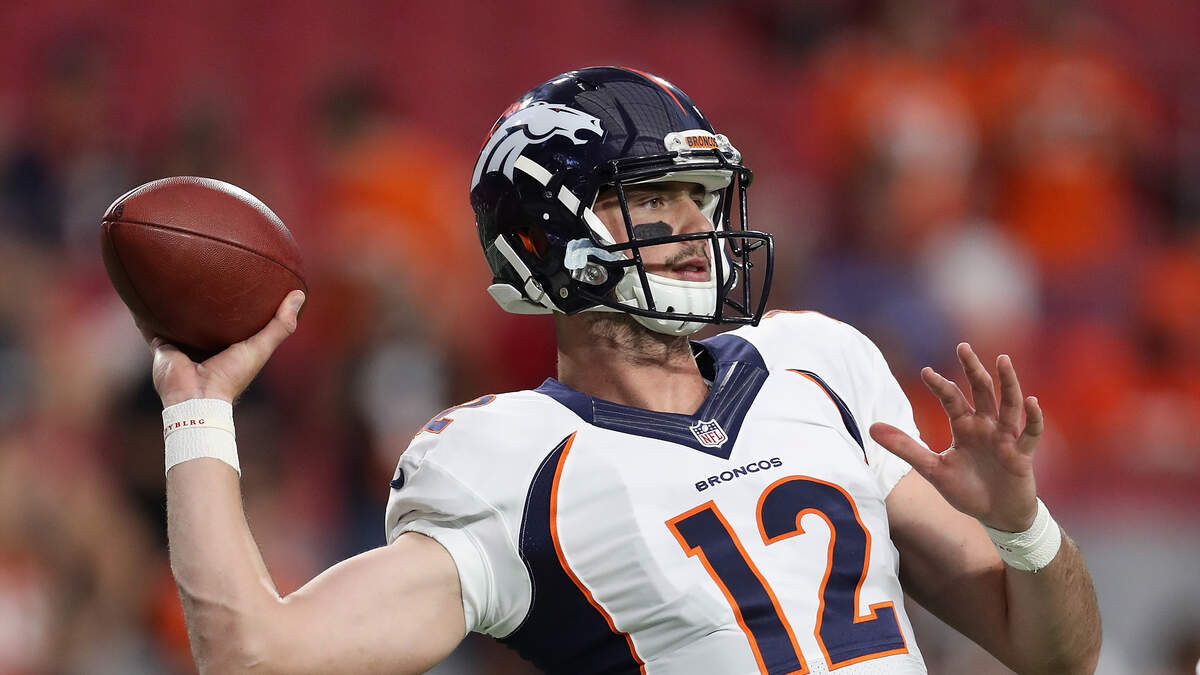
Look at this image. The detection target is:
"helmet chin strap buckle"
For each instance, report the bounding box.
[487,284,553,314]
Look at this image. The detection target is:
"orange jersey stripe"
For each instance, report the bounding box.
[550,433,648,672]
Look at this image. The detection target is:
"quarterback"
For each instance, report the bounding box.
[148,68,1101,674]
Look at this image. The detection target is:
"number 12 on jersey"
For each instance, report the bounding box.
[666,476,908,674]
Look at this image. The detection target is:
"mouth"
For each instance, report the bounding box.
[670,256,710,282]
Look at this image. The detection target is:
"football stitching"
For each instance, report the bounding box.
[110,217,307,291]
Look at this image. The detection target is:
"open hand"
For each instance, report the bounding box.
[143,290,306,408]
[870,343,1043,532]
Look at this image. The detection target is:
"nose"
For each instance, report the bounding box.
[678,197,713,236]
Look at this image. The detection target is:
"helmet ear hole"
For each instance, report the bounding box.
[517,232,537,256]
[516,229,549,258]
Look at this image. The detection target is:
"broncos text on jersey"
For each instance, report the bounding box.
[385,311,929,674]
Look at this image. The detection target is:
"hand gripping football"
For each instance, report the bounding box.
[100,176,308,360]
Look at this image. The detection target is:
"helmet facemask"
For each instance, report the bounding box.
[565,140,774,336]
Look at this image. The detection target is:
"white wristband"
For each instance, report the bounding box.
[163,399,240,476]
[982,498,1062,572]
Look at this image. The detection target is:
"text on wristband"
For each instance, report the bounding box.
[164,419,207,435]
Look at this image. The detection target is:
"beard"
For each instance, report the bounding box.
[567,312,692,366]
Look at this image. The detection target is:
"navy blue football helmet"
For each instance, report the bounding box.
[470,66,774,335]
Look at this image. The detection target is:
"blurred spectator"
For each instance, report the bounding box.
[312,71,479,333]
[792,0,977,370]
[0,439,164,673]
[974,1,1167,307]
[142,94,247,187]
[22,27,132,260]
[310,70,556,400]
[916,220,1040,362]
[1138,233,1200,371]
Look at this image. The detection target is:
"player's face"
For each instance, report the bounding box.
[593,182,714,282]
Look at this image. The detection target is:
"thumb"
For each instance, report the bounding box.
[239,290,305,362]
[869,422,940,478]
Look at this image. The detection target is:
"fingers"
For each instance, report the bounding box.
[150,336,184,362]
[141,291,306,408]
[239,291,306,366]
[136,319,189,365]
[136,320,174,355]
[996,354,1024,433]
[1018,396,1044,454]
[869,422,941,478]
[920,366,973,420]
[141,323,186,368]
[957,342,997,417]
[150,341,182,379]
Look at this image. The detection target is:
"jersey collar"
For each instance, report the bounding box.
[534,332,767,459]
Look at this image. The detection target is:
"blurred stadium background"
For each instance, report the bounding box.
[0,0,1198,672]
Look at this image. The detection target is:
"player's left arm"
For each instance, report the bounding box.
[873,344,1101,675]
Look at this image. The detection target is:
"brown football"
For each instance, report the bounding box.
[99,176,307,360]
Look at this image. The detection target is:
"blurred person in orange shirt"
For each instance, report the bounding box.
[972,1,1167,292]
[793,0,1042,379]
[965,3,1195,487]
[310,72,556,403]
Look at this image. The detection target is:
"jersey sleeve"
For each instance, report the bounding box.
[383,431,515,637]
[750,311,921,496]
[838,323,922,495]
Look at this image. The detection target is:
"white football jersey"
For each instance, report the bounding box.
[386,311,928,674]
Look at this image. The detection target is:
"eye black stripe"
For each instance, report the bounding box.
[631,221,673,240]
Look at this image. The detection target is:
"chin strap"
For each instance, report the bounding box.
[486,284,553,314]
[489,235,557,314]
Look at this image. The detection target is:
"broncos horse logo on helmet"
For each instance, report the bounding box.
[471,103,604,188]
[470,66,774,336]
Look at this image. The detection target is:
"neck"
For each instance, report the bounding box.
[555,313,709,415]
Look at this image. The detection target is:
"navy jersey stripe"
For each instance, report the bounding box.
[788,369,867,461]
[500,433,645,674]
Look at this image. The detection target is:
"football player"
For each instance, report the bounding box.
[149,67,1101,674]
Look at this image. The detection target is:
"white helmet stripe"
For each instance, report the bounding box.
[582,208,614,244]
[556,185,579,211]
[513,155,552,186]
[514,155,613,244]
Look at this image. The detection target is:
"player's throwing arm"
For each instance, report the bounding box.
[104,179,469,674]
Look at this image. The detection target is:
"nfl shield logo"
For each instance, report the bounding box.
[690,419,728,448]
